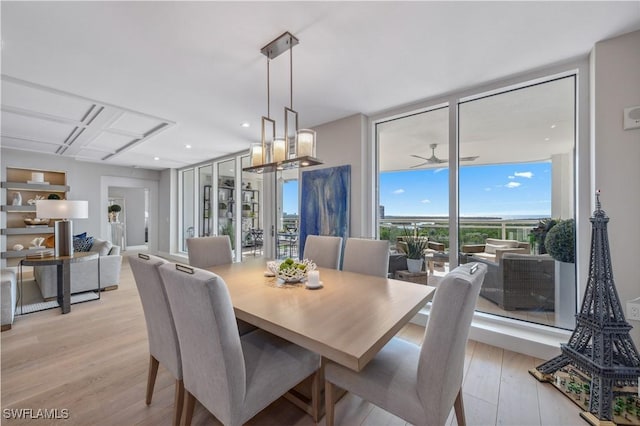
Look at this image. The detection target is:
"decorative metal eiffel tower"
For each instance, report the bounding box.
[530,192,640,425]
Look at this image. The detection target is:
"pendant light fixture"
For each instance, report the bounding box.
[243,31,322,173]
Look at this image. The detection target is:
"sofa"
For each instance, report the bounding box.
[34,238,122,300]
[461,238,530,263]
[1,268,17,331]
[470,253,555,311]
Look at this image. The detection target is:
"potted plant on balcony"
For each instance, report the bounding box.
[401,228,430,273]
[544,218,576,328]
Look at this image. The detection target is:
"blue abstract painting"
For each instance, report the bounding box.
[300,165,350,256]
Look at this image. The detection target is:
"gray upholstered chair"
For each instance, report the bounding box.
[186,235,233,268]
[342,238,390,278]
[158,263,321,426]
[129,253,183,426]
[324,262,487,426]
[302,235,343,269]
[186,235,255,335]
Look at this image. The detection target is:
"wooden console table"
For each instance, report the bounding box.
[20,252,98,314]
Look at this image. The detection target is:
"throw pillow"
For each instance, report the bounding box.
[73,232,87,240]
[73,236,95,252]
[485,243,508,254]
[90,239,113,256]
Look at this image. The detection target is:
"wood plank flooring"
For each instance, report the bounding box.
[1,254,583,425]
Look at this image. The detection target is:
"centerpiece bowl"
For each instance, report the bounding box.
[267,258,317,283]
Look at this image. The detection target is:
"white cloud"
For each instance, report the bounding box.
[392,189,405,194]
[508,175,515,179]
[514,171,533,179]
[505,182,521,188]
[484,187,492,191]
[420,199,431,204]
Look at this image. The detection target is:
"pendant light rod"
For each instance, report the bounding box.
[267,58,271,118]
[289,42,293,109]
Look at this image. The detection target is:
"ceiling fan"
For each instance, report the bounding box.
[410,143,479,168]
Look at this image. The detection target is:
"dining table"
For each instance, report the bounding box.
[207,257,435,418]
[207,257,436,372]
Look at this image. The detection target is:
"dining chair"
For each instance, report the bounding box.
[158,263,321,426]
[186,235,233,268]
[302,235,343,269]
[186,235,255,335]
[342,238,390,277]
[324,262,487,426]
[129,253,183,426]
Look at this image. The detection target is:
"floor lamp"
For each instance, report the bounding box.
[36,200,89,257]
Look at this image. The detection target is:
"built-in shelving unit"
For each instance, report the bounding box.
[1,167,68,264]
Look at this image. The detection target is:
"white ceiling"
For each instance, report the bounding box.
[1,1,639,170]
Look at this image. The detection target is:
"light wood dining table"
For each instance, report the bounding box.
[207,257,436,372]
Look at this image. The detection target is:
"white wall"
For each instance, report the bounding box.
[592,30,640,346]
[309,113,370,238]
[158,168,177,256]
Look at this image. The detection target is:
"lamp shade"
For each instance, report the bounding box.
[36,200,89,219]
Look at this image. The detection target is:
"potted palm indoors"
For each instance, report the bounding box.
[401,228,430,273]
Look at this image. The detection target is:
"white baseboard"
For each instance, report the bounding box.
[411,308,569,360]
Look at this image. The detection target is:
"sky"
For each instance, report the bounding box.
[282,161,551,218]
[380,161,552,218]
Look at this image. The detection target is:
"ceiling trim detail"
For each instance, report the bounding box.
[1,74,176,166]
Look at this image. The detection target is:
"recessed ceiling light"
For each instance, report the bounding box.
[185,144,192,149]
[544,138,550,141]
[154,156,160,161]
[550,124,557,129]
[241,122,250,128]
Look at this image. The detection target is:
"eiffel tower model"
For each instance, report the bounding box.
[530,192,640,425]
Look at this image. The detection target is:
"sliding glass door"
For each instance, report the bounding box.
[458,76,576,328]
[376,74,577,330]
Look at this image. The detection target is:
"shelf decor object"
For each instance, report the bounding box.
[36,200,89,257]
[529,192,640,426]
[243,31,322,174]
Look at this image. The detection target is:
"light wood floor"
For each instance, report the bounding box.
[1,254,583,426]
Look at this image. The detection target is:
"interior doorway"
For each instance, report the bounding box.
[108,186,149,251]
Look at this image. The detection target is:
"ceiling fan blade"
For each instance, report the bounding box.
[410,162,430,168]
[460,155,479,162]
[410,154,431,161]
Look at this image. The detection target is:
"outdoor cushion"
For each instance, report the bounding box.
[485,243,508,254]
[485,238,519,248]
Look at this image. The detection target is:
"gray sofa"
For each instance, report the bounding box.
[34,238,122,299]
[1,268,17,331]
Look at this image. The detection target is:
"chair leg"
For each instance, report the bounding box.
[311,370,321,423]
[183,391,196,426]
[454,389,466,426]
[146,355,160,405]
[173,379,184,426]
[325,380,335,426]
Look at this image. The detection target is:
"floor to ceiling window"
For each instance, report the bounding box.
[180,168,195,252]
[459,76,576,329]
[376,73,577,330]
[377,106,450,272]
[179,153,265,262]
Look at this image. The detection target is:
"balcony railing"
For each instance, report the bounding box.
[379,217,542,248]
